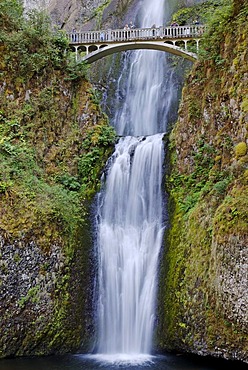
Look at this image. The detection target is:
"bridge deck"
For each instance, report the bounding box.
[67,25,206,45]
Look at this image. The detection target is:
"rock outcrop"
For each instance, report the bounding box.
[158,0,248,364]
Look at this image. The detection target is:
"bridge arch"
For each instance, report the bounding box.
[78,41,197,64]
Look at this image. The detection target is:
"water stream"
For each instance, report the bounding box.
[94,0,175,364]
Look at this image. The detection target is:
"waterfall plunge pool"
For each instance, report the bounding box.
[0,353,247,370]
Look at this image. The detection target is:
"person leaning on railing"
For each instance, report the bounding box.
[129,21,135,29]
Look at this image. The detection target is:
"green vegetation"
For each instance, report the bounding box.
[65,56,89,82]
[171,0,235,64]
[159,0,248,357]
[0,0,117,357]
[78,122,116,198]
[0,0,22,31]
[93,0,111,29]
[199,1,234,64]
[18,286,40,308]
[0,1,116,243]
[0,2,68,80]
[235,142,247,158]
[168,137,233,216]
[171,0,232,26]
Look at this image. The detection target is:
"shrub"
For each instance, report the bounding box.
[213,178,230,195]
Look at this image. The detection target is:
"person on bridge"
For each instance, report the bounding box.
[193,19,200,25]
[129,21,135,29]
[72,28,76,42]
[100,31,105,41]
[151,24,156,37]
[124,24,130,39]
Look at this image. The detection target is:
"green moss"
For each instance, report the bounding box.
[241,98,248,113]
[78,122,117,199]
[18,286,40,308]
[234,142,247,158]
[213,186,248,239]
[93,0,111,29]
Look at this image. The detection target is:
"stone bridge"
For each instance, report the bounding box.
[67,25,206,63]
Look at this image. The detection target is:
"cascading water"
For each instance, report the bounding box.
[94,0,177,363]
[113,0,176,137]
[96,134,164,360]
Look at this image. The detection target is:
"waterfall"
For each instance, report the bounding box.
[94,0,177,363]
[113,0,174,137]
[96,135,164,358]
[22,0,50,11]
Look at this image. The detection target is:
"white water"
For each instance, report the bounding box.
[95,0,176,364]
[113,0,174,137]
[22,0,50,11]
[97,135,164,356]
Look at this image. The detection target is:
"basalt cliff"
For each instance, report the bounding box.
[158,0,248,363]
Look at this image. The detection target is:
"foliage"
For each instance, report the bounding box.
[65,55,89,81]
[171,0,230,26]
[78,123,116,198]
[87,88,101,105]
[171,0,234,64]
[82,121,116,149]
[1,5,69,79]
[56,173,81,191]
[0,0,23,32]
[0,1,115,243]
[168,137,233,215]
[0,115,84,237]
[212,178,230,195]
[198,0,234,63]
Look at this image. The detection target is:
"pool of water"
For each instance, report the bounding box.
[0,353,247,370]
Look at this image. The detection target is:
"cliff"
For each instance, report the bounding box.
[158,0,248,364]
[0,1,116,357]
[23,0,136,30]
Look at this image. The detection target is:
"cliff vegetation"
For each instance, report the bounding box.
[159,0,248,364]
[0,0,116,357]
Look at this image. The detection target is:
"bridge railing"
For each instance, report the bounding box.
[67,25,206,44]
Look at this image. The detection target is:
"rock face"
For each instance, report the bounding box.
[158,0,248,364]
[23,0,106,29]
[1,238,67,355]
[23,0,136,30]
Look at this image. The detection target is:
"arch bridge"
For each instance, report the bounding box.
[67,25,206,63]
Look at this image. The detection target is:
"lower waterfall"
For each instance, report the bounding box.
[95,135,164,361]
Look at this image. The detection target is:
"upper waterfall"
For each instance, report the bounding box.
[113,0,176,136]
[22,0,51,11]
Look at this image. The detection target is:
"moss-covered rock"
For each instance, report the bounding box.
[0,2,116,357]
[158,0,248,364]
